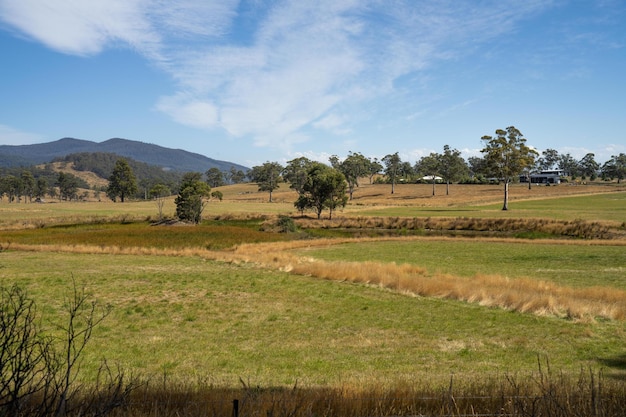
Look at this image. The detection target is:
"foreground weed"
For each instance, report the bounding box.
[80,367,626,417]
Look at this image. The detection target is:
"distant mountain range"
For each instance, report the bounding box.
[0,137,249,172]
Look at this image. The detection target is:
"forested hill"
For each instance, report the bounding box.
[0,137,249,173]
[55,152,185,189]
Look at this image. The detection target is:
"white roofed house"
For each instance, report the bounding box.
[520,170,562,184]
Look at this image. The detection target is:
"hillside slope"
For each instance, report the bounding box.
[0,137,248,173]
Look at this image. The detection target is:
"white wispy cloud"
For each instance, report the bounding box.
[0,0,555,150]
[156,0,554,150]
[313,114,351,135]
[0,0,160,56]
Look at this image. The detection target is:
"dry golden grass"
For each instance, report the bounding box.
[7,235,624,322]
[120,369,626,417]
[222,180,624,207]
[293,216,621,239]
[3,180,624,323]
[253,250,626,322]
[230,238,626,321]
[45,161,110,189]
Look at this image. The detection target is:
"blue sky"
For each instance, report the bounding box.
[1,1,625,168]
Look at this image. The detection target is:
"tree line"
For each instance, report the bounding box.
[1,127,625,218]
[0,167,90,203]
[248,126,625,212]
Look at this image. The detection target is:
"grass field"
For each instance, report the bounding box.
[2,250,625,387]
[295,238,626,290]
[348,187,626,223]
[1,183,626,392]
[1,182,624,228]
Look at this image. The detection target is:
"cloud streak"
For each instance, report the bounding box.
[0,0,159,56]
[0,0,554,150]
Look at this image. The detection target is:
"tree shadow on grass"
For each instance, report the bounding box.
[598,355,626,380]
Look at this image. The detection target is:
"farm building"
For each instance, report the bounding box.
[519,170,562,184]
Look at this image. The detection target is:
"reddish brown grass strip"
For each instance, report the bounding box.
[278,258,626,321]
[294,216,621,239]
[5,238,626,321]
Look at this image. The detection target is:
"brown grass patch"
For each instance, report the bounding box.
[44,161,110,189]
[295,216,619,239]
[285,260,626,321]
[5,234,625,321]
[228,238,626,321]
[223,181,625,207]
[120,369,626,417]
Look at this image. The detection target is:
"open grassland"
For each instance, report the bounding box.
[1,181,624,228]
[292,238,626,290]
[225,238,626,321]
[2,183,626,415]
[2,250,626,386]
[346,185,626,223]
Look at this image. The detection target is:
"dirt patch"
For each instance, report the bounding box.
[43,161,109,189]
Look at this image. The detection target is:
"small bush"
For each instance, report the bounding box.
[276,215,297,233]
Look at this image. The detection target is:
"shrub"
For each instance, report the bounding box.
[1,283,136,416]
[277,215,297,233]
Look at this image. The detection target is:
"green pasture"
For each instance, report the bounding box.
[4,218,623,291]
[2,190,626,388]
[480,191,626,222]
[351,191,626,223]
[1,250,625,387]
[296,239,626,290]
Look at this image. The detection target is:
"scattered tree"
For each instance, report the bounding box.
[1,175,21,202]
[57,172,80,201]
[382,152,401,194]
[106,159,138,203]
[558,153,580,178]
[149,183,170,220]
[367,157,383,184]
[537,148,560,171]
[439,145,468,195]
[399,161,414,183]
[0,282,134,417]
[35,177,48,200]
[249,162,283,202]
[579,153,599,180]
[175,172,211,224]
[283,157,314,199]
[0,284,55,415]
[601,153,626,183]
[228,166,247,184]
[211,190,223,201]
[481,126,538,210]
[296,163,347,219]
[468,156,488,179]
[48,187,58,201]
[205,167,225,188]
[20,171,35,203]
[415,153,440,196]
[329,152,370,200]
